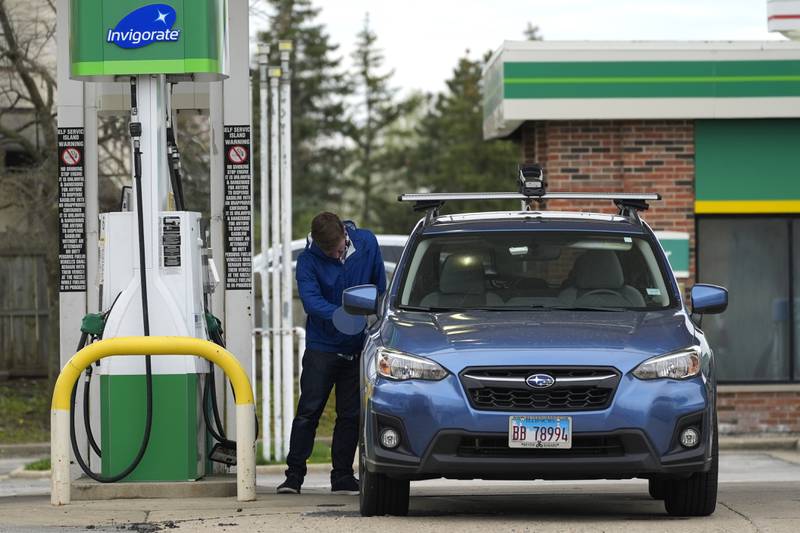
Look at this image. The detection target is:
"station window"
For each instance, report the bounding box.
[697,217,799,382]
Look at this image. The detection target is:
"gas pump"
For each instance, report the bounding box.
[62,0,244,483]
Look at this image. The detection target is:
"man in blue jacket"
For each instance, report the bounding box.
[277,212,386,494]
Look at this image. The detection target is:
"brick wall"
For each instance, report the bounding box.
[520,120,696,280]
[718,389,800,434]
[519,119,800,436]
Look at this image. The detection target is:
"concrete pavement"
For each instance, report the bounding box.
[0,451,799,531]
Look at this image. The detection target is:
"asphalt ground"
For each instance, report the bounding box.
[0,451,799,532]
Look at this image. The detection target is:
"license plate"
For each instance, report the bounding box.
[508,415,572,449]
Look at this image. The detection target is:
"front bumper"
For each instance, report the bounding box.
[364,373,713,481]
[366,427,711,481]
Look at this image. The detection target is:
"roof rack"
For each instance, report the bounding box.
[398,192,661,225]
[399,164,661,225]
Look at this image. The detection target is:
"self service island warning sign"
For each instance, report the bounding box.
[223,125,252,290]
[58,128,87,292]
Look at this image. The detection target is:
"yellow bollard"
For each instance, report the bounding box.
[50,336,256,505]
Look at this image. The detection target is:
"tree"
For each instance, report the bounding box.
[524,22,543,41]
[0,0,124,379]
[0,0,60,379]
[343,14,420,228]
[257,0,351,237]
[393,53,519,231]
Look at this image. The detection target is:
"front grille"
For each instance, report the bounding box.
[457,434,625,458]
[460,366,621,412]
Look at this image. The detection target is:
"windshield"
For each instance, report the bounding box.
[397,231,675,311]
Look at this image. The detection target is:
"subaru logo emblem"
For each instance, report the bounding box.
[526,373,555,389]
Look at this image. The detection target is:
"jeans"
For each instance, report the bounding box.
[285,348,360,483]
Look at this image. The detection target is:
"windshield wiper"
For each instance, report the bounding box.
[464,306,553,312]
[549,305,627,312]
[401,305,626,313]
[400,305,455,312]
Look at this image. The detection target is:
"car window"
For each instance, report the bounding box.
[398,232,674,311]
[379,245,405,264]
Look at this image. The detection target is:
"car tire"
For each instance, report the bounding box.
[648,478,666,500]
[359,445,410,517]
[663,414,718,517]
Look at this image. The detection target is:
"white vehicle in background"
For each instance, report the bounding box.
[252,234,409,328]
[252,234,408,277]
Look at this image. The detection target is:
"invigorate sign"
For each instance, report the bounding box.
[70,0,227,80]
[106,4,181,49]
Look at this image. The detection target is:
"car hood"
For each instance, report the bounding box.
[379,308,696,374]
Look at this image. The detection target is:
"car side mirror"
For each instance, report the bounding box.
[691,284,728,315]
[343,284,379,316]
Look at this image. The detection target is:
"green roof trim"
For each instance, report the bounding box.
[502,60,800,99]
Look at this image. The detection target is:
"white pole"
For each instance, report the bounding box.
[279,41,295,458]
[235,403,257,501]
[294,327,306,394]
[257,44,271,463]
[50,409,70,505]
[269,66,284,461]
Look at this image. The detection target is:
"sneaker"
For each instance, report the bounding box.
[277,476,302,494]
[331,474,359,494]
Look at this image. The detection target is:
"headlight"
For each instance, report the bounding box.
[632,346,701,380]
[376,348,448,381]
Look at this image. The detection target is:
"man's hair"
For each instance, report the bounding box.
[311,212,345,252]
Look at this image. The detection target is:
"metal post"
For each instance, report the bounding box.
[268,66,284,460]
[56,0,88,480]
[294,327,306,394]
[257,43,271,462]
[83,81,100,471]
[279,40,295,457]
[220,0,254,448]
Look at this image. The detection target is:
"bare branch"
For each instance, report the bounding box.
[0,0,55,151]
[0,121,38,155]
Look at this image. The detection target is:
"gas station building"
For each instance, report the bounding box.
[483,41,800,434]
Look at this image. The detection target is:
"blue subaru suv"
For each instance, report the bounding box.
[342,177,727,518]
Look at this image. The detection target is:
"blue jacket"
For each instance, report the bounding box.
[296,221,386,354]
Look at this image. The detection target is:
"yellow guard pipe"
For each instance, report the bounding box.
[50,336,256,505]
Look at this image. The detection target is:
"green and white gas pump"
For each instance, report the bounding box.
[62,0,244,483]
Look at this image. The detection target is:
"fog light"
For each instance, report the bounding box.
[680,427,700,448]
[380,428,400,449]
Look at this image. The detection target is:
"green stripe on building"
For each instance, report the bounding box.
[503,60,800,99]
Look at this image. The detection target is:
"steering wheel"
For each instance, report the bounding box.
[579,289,622,299]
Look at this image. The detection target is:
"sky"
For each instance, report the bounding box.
[252,0,785,95]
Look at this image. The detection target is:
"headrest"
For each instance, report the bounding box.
[574,250,625,290]
[440,254,485,295]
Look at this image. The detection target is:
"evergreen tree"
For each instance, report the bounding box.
[393,53,519,231]
[524,22,543,40]
[343,14,420,229]
[258,0,351,237]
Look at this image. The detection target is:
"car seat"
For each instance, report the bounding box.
[558,250,645,307]
[420,253,503,308]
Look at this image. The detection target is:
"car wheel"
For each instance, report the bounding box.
[663,414,718,516]
[359,443,410,517]
[648,478,666,500]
